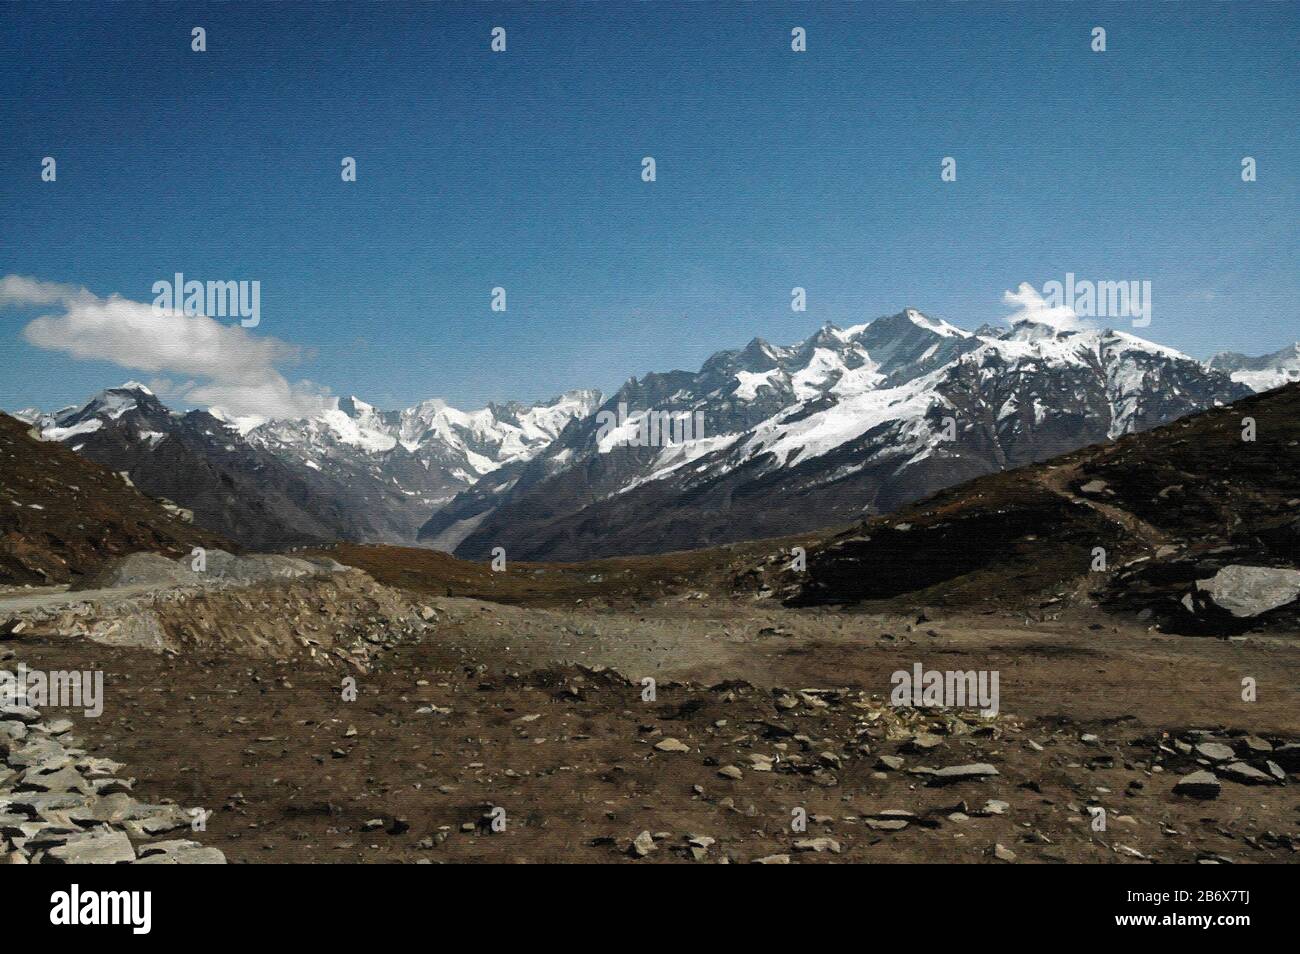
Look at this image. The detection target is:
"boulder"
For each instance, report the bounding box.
[1195,565,1300,618]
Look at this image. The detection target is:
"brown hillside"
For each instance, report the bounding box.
[0,412,231,585]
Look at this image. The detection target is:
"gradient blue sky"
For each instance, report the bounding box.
[2,1,1297,414]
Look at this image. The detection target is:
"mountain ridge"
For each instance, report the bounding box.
[425,310,1259,561]
[11,310,1295,562]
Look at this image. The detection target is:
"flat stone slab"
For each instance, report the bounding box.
[1173,770,1221,799]
[912,763,999,785]
[135,840,227,865]
[1218,761,1278,786]
[46,830,136,864]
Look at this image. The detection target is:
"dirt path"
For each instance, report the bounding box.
[1035,459,1173,551]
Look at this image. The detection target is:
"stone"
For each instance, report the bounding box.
[1194,742,1235,763]
[135,840,226,864]
[77,756,126,778]
[75,552,201,591]
[864,818,908,831]
[903,733,943,752]
[1270,743,1300,772]
[921,763,999,785]
[1173,770,1221,799]
[0,705,41,724]
[717,765,743,780]
[993,843,1017,862]
[631,831,655,857]
[653,738,690,753]
[793,837,841,854]
[1195,565,1300,618]
[46,830,136,864]
[752,854,790,864]
[122,804,190,836]
[1217,762,1277,786]
[20,766,93,795]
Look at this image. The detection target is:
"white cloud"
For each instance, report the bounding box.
[1,275,331,420]
[1002,281,1093,332]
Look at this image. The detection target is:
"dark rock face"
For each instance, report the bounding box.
[428,313,1248,562]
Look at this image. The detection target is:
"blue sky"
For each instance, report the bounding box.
[1,1,1296,415]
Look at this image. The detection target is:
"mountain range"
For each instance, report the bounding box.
[421,310,1268,560]
[14,384,598,549]
[12,309,1296,560]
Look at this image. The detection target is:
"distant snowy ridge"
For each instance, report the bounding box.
[1208,343,1300,393]
[422,309,1258,561]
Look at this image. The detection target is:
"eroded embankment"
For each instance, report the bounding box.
[0,554,436,671]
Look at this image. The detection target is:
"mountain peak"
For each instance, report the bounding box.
[902,308,969,338]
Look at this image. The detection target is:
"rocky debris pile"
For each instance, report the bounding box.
[1157,729,1296,799]
[74,549,343,592]
[3,558,433,671]
[0,648,224,864]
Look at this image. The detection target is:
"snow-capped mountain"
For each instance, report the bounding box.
[423,310,1252,561]
[235,389,600,541]
[1207,343,1300,393]
[14,383,398,548]
[18,384,599,549]
[13,312,1285,562]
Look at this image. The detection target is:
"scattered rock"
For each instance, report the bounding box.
[654,738,690,753]
[916,763,999,786]
[793,837,841,854]
[1173,770,1221,799]
[46,830,136,864]
[1217,761,1277,786]
[1194,742,1235,763]
[631,831,656,858]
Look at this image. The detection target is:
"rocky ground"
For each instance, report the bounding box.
[1,639,225,864]
[3,570,1296,863]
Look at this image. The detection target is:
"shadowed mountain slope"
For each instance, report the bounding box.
[0,412,231,585]
[777,384,1300,633]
